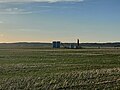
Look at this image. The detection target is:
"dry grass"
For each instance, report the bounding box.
[0,48,120,89]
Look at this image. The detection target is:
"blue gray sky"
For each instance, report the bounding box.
[0,0,120,43]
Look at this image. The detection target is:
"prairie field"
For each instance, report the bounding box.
[0,47,120,90]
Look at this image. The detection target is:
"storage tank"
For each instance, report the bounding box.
[56,41,60,48]
[53,41,57,48]
[52,41,60,48]
[77,39,79,47]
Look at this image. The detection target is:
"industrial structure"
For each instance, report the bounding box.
[76,39,80,48]
[52,41,61,48]
[52,39,81,49]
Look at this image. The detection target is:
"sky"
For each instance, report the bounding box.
[0,0,120,43]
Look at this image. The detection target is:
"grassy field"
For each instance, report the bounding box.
[0,48,120,90]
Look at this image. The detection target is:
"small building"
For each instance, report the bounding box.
[69,44,76,49]
[52,41,61,48]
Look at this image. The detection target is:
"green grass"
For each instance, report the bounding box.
[0,48,120,90]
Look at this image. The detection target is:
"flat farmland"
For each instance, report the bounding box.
[0,48,120,90]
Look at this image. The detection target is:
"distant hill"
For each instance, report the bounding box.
[80,42,120,47]
[0,42,51,48]
[0,42,120,48]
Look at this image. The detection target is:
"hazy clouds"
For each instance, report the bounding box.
[0,0,84,3]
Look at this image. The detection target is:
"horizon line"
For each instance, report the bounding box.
[0,41,120,44]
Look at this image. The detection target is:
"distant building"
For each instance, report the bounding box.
[52,41,60,48]
[69,44,76,49]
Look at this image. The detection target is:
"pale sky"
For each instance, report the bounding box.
[0,0,120,43]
